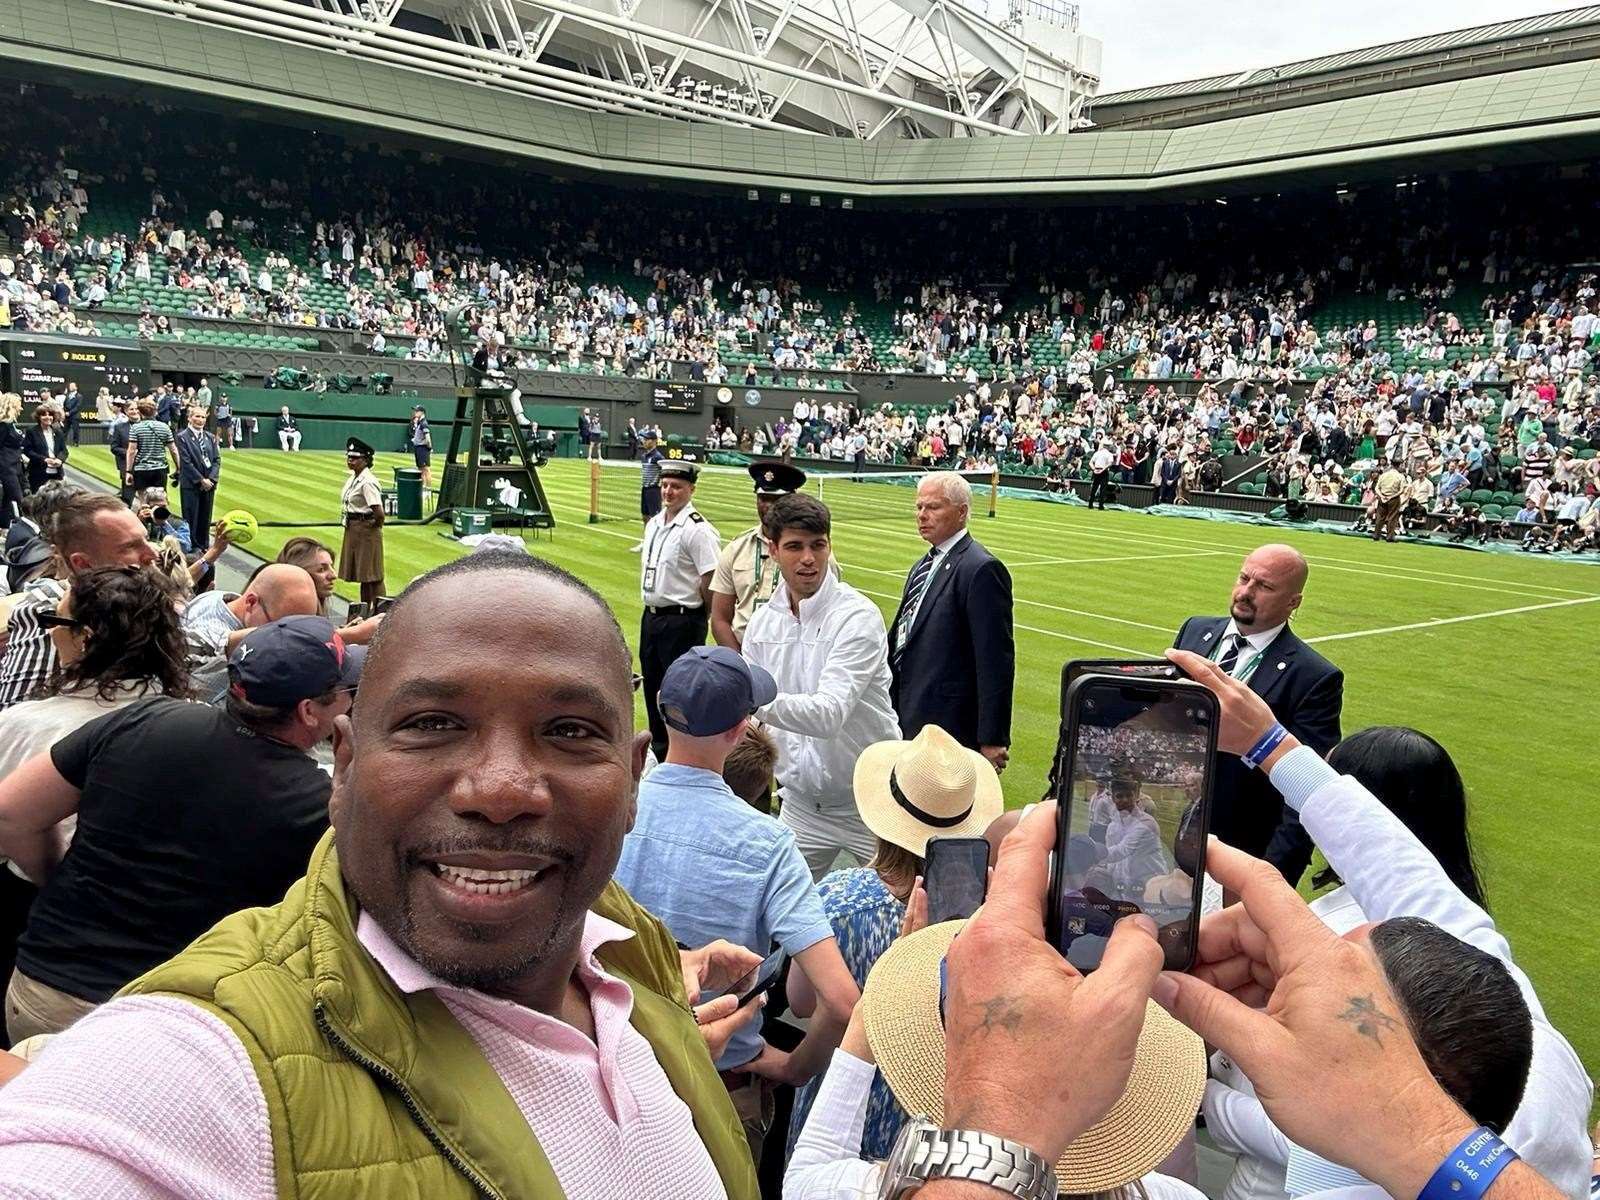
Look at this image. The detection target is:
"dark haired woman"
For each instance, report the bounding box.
[0,565,189,1042]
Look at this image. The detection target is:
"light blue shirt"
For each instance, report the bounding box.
[614,762,835,1070]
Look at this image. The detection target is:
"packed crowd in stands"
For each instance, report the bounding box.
[6,85,1600,549]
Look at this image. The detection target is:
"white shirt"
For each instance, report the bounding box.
[742,571,900,809]
[641,503,721,607]
[1091,447,1115,471]
[1204,749,1594,1200]
[901,527,968,638]
[784,1049,1206,1200]
[1217,620,1285,679]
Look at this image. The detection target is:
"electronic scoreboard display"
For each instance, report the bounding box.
[1,337,151,405]
[651,381,702,413]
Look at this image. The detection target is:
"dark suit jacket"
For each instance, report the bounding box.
[175,427,221,489]
[1172,617,1343,884]
[22,426,68,490]
[888,533,1014,749]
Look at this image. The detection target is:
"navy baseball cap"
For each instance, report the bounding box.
[228,615,366,707]
[658,646,777,736]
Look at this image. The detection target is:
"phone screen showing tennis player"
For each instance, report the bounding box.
[923,836,991,925]
[1047,674,1217,973]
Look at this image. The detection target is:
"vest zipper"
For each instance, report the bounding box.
[313,1001,501,1200]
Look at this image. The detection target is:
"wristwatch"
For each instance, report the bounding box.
[877,1117,1058,1200]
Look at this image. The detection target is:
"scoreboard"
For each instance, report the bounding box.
[650,381,702,413]
[1,336,150,405]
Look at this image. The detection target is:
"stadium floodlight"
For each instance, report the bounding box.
[751,25,769,45]
[809,195,822,207]
[841,198,854,210]
[747,189,759,200]
[631,72,647,85]
[779,192,792,204]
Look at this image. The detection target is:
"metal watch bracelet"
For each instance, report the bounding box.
[880,1119,1059,1200]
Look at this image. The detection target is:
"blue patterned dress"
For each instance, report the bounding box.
[785,867,909,1162]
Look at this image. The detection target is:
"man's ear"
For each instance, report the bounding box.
[329,714,356,829]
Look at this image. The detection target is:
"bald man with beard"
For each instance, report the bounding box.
[1171,544,1343,884]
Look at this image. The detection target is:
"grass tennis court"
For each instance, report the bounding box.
[70,447,1600,1097]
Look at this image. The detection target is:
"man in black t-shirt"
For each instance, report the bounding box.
[0,616,364,1044]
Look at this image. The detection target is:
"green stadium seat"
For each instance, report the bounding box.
[1490,491,1513,507]
[1469,489,1492,505]
[1479,504,1503,520]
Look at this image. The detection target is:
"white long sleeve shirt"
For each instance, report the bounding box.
[785,1050,1209,1200]
[742,571,901,810]
[1203,748,1594,1200]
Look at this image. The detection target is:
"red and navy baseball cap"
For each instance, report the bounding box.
[228,615,365,707]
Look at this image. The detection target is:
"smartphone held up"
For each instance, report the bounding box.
[1045,661,1218,974]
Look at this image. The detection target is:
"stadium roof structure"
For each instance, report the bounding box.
[1091,6,1600,129]
[8,0,1600,199]
[87,0,1103,139]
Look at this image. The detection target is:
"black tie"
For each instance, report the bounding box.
[1216,632,1249,676]
[892,548,939,664]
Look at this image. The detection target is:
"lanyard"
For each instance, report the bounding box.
[1208,631,1265,684]
[752,535,771,601]
[644,514,682,575]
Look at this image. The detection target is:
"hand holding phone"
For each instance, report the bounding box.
[924,836,991,925]
[1046,673,1217,973]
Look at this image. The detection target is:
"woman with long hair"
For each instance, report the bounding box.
[1319,725,1485,907]
[0,394,25,531]
[0,565,190,1034]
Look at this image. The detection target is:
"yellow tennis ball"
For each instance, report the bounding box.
[219,509,258,545]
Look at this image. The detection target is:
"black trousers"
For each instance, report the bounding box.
[1087,471,1111,508]
[182,484,216,551]
[131,468,168,496]
[0,469,21,529]
[639,606,709,758]
[0,868,38,1050]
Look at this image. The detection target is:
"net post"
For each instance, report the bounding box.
[988,466,999,518]
[588,458,600,524]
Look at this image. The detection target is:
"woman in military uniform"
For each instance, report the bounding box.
[338,437,386,607]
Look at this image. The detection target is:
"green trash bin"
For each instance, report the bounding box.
[452,508,493,538]
[394,468,424,520]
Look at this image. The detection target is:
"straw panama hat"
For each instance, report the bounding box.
[863,921,1205,1193]
[853,726,1004,856]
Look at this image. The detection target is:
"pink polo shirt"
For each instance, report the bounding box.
[0,911,728,1200]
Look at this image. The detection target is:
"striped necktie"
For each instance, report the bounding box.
[893,548,940,664]
[1216,632,1249,676]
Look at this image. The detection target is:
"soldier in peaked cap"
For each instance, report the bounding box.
[710,460,830,652]
[638,457,721,758]
[338,437,386,607]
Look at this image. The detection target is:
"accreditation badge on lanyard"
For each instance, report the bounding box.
[752,537,773,608]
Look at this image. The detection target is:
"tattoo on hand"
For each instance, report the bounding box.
[975,997,1024,1038]
[1337,994,1400,1045]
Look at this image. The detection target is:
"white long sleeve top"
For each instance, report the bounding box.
[743,572,902,809]
[1203,747,1594,1200]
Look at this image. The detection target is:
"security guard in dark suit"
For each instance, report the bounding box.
[638,460,721,758]
[1171,543,1343,884]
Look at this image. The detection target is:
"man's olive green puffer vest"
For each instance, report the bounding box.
[121,830,758,1200]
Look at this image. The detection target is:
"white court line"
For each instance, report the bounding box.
[1009,550,1228,567]
[1305,595,1600,644]
[854,588,1155,656]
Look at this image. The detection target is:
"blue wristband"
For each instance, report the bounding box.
[1418,1129,1518,1200]
[1242,722,1288,770]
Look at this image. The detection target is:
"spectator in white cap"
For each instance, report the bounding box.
[614,644,861,1163]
